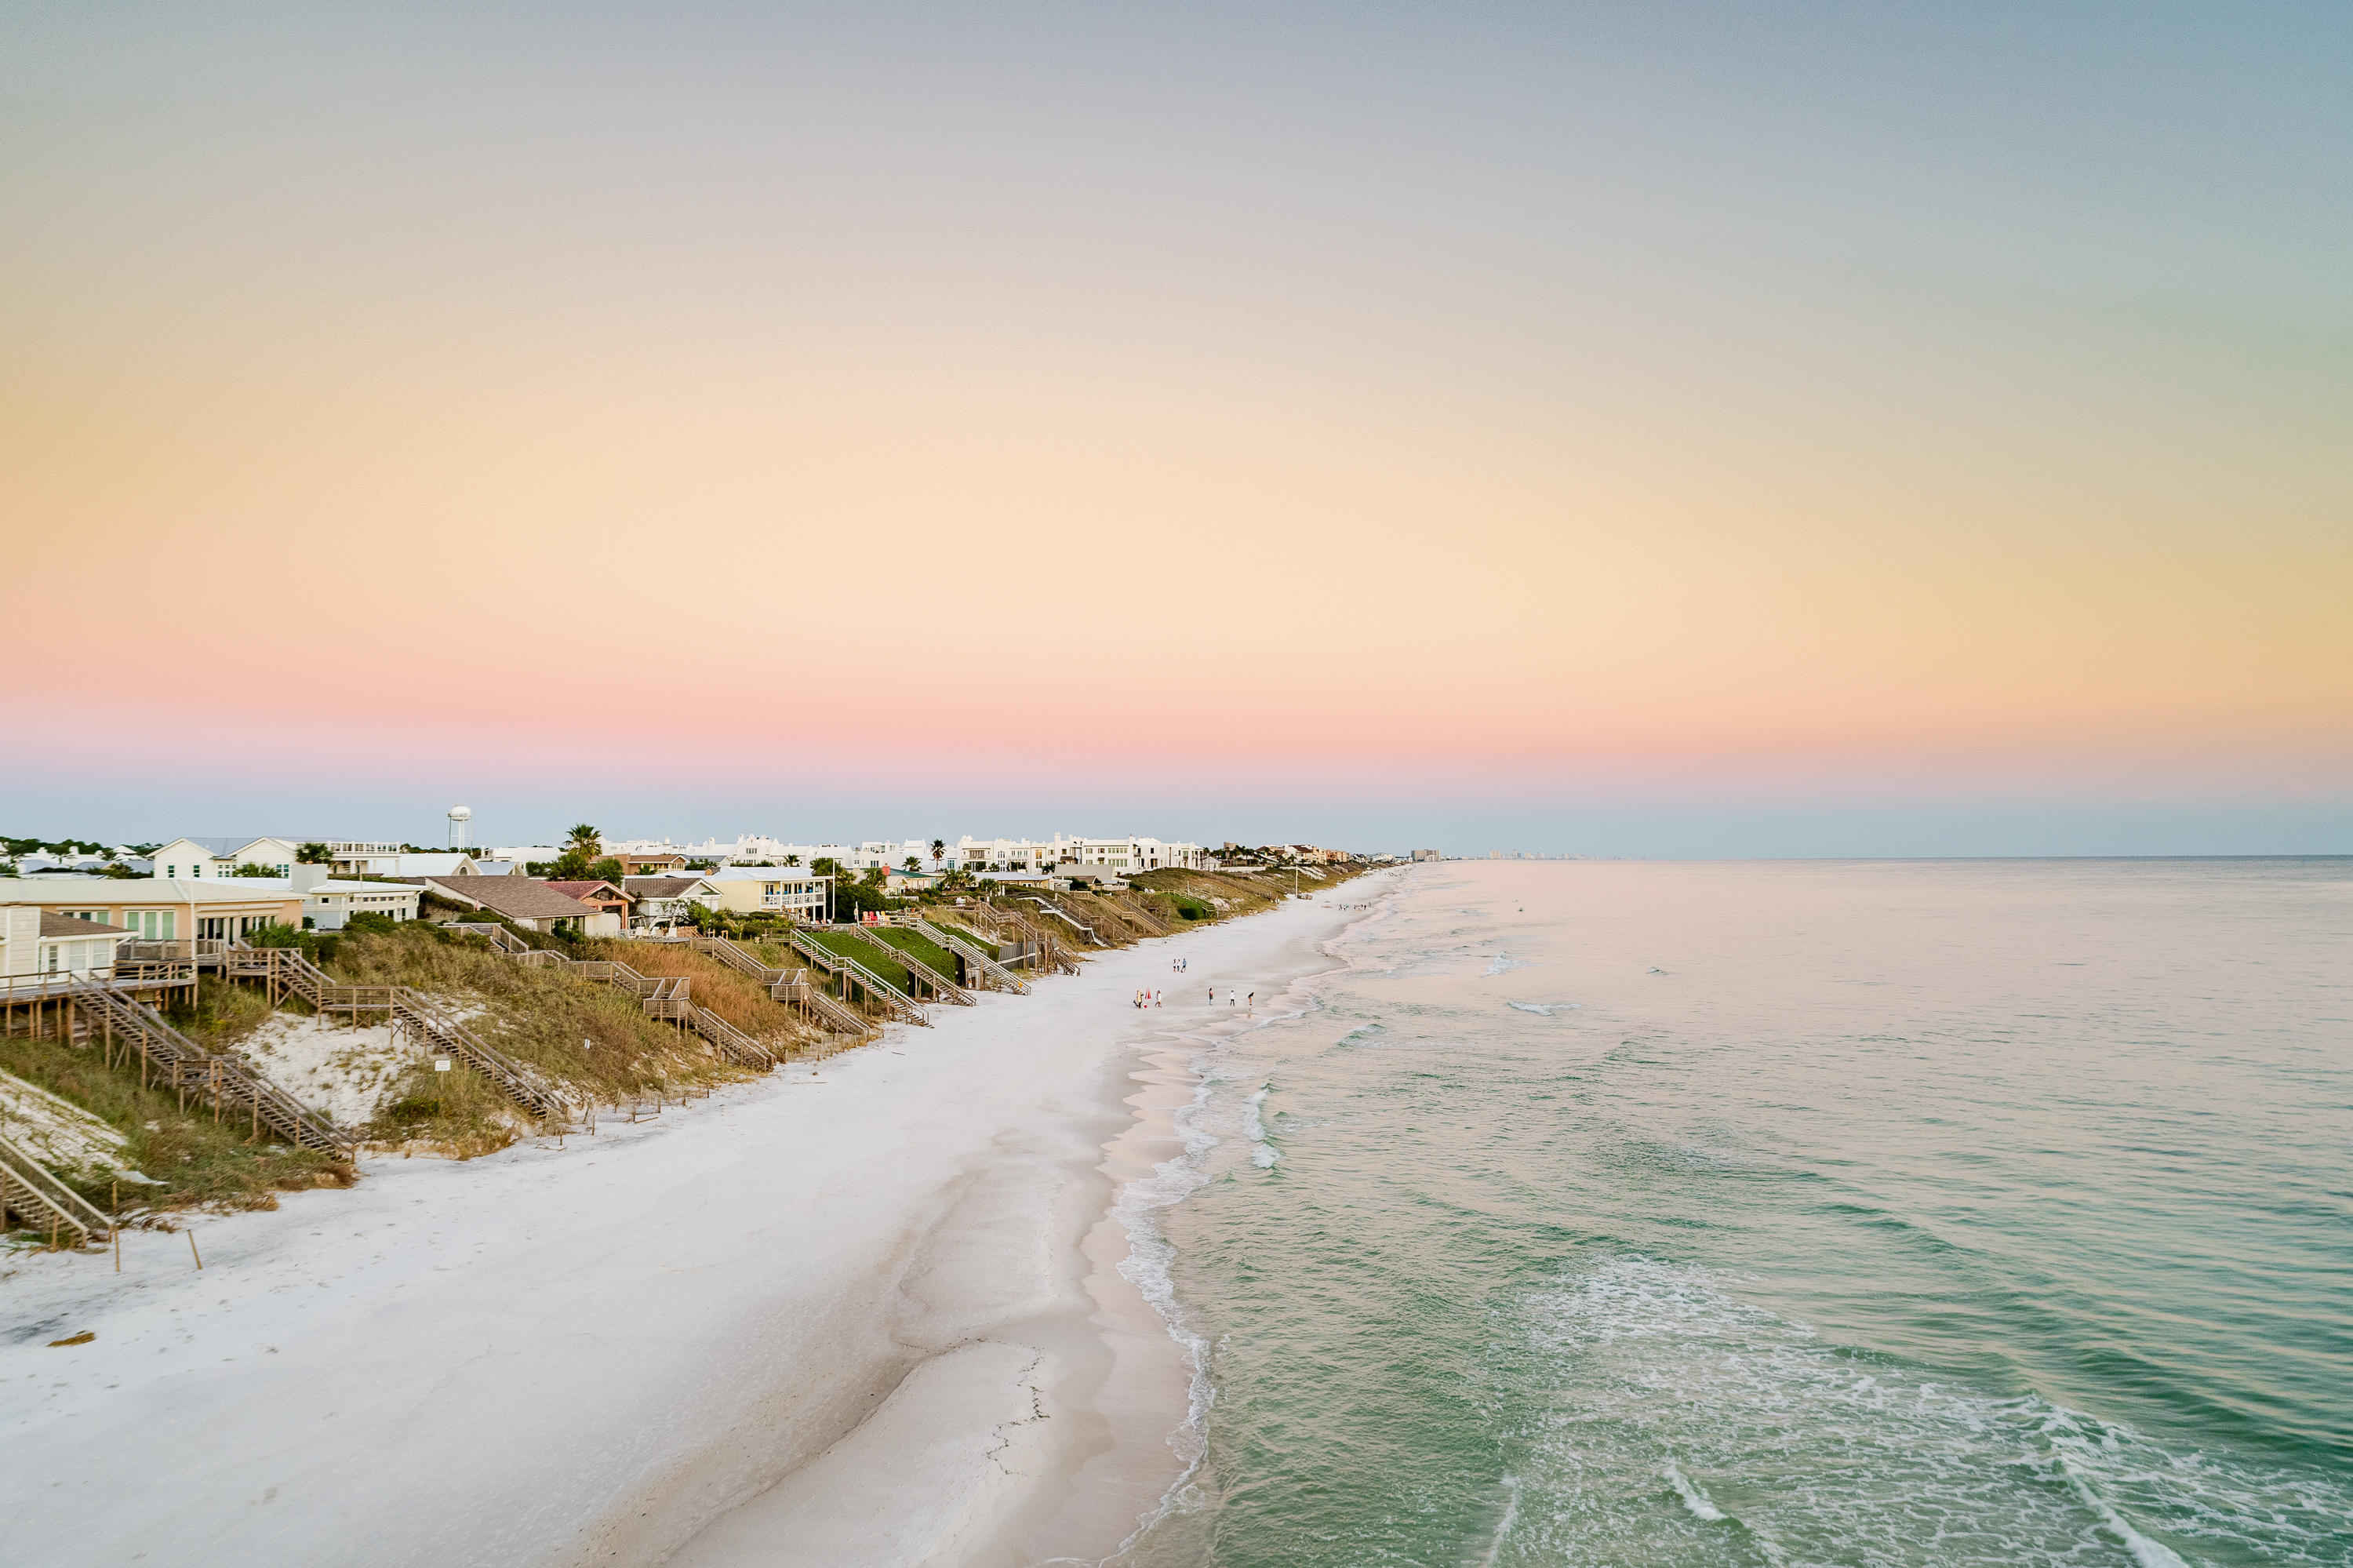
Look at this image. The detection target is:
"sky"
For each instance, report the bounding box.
[4,3,2348,856]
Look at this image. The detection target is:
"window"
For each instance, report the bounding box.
[165,864,177,878]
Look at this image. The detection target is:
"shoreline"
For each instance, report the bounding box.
[1,886,1385,1568]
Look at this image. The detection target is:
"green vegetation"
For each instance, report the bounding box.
[549,822,606,880]
[796,928,917,995]
[162,976,278,1052]
[863,927,962,984]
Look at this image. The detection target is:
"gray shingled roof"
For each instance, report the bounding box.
[419,876,595,921]
[40,912,125,938]
[624,877,704,897]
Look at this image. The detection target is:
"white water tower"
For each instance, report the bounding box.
[448,804,472,849]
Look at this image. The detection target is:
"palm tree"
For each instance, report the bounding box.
[904,855,922,875]
[783,853,801,868]
[930,839,946,871]
[566,823,602,860]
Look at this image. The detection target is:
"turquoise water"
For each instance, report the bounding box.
[1118,860,2352,1567]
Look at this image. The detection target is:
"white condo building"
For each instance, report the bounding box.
[601,833,1206,875]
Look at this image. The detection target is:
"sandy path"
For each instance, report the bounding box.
[2,893,1362,1568]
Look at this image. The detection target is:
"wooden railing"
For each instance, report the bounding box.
[1022,896,1100,946]
[69,977,353,1152]
[781,930,929,1026]
[0,1130,114,1245]
[639,936,881,1044]
[901,917,1029,995]
[224,947,574,1124]
[845,925,973,1006]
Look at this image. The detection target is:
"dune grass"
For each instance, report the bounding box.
[319,925,775,1149]
[0,1030,354,1226]
[578,939,813,1043]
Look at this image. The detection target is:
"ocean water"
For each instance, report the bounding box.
[1115,860,2352,1567]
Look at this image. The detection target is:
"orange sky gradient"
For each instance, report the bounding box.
[4,5,2348,850]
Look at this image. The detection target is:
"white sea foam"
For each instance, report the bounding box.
[1481,952,1529,977]
[1111,1057,1224,1480]
[1475,1474,1522,1568]
[1506,1001,1580,1016]
[2055,1454,2191,1568]
[1242,1083,1281,1166]
[1662,1459,1725,1521]
[1507,1257,2321,1566]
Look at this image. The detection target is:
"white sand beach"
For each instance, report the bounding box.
[1,888,1384,1568]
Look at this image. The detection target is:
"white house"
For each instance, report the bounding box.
[1049,835,1208,872]
[700,866,829,921]
[386,853,480,878]
[954,838,1054,872]
[151,837,303,880]
[286,871,423,930]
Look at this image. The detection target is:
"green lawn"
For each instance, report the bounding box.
[864,927,965,984]
[796,929,917,996]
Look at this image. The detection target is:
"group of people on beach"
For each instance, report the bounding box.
[1205,987,1253,1013]
[1133,990,1162,1008]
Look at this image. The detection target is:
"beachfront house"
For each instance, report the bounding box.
[700,866,828,921]
[413,875,608,934]
[622,876,719,933]
[544,880,632,928]
[1049,836,1208,873]
[0,908,135,977]
[0,878,304,951]
[291,872,424,930]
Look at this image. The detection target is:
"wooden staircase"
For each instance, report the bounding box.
[0,1130,113,1246]
[224,947,575,1124]
[780,930,930,1027]
[1104,891,1176,937]
[72,978,355,1152]
[650,936,880,1043]
[953,903,1081,975]
[901,917,1030,995]
[1069,892,1152,944]
[844,925,974,1006]
[448,930,780,1069]
[1022,896,1102,947]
